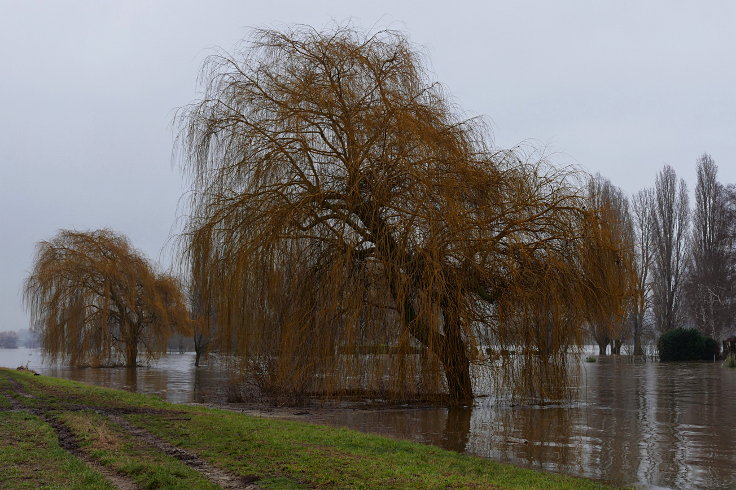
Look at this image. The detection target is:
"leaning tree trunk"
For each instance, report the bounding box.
[388,271,474,404]
[442,348,472,404]
[370,214,473,404]
[440,300,473,404]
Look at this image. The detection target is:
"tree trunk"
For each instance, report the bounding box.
[633,317,644,356]
[444,359,472,404]
[125,342,138,368]
[441,304,473,405]
[611,339,622,355]
[374,230,473,404]
[598,342,608,355]
[125,325,138,368]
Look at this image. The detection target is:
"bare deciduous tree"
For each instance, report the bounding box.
[179,26,629,403]
[650,165,689,334]
[686,154,732,340]
[630,188,654,355]
[24,229,189,367]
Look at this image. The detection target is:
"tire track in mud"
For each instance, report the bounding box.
[4,372,261,489]
[2,373,140,490]
[39,411,141,490]
[105,412,261,489]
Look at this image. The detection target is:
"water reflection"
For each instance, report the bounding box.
[0,348,230,405]
[1,349,735,488]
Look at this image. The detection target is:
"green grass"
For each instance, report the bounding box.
[9,370,171,411]
[0,368,614,489]
[0,411,112,489]
[128,409,609,489]
[60,410,220,490]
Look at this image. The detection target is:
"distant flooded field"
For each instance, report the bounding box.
[2,348,734,489]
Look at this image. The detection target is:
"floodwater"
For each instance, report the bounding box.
[2,348,735,489]
[0,348,231,404]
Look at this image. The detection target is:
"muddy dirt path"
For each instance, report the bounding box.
[3,371,261,489]
[3,373,140,490]
[107,413,260,489]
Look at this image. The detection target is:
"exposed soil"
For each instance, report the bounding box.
[39,411,141,490]
[106,412,260,489]
[4,375,140,490]
[4,372,260,489]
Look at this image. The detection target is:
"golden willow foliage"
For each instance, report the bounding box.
[24,229,189,368]
[179,25,632,403]
[584,175,637,355]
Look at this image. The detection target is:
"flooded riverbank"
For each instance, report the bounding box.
[2,347,734,488]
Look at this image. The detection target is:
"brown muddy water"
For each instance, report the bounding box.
[2,347,735,489]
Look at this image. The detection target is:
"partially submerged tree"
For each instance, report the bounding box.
[685,154,733,340]
[189,286,213,367]
[650,165,689,334]
[630,188,654,355]
[583,174,635,355]
[24,229,190,367]
[180,25,628,403]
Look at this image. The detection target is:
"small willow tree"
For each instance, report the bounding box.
[584,174,637,355]
[24,229,189,367]
[180,25,630,403]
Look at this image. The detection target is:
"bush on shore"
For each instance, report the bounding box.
[658,328,719,362]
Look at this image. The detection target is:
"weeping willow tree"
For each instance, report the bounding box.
[584,174,637,355]
[179,25,631,404]
[24,229,190,367]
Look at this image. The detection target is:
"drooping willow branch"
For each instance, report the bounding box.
[178,25,633,403]
[24,229,190,367]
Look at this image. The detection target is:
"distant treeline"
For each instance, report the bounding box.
[0,329,39,349]
[588,154,736,355]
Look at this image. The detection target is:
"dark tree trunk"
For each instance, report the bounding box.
[125,324,138,368]
[611,339,622,355]
[441,303,473,405]
[370,217,473,404]
[193,332,208,367]
[444,358,472,404]
[598,342,608,355]
[125,341,138,368]
[633,318,644,356]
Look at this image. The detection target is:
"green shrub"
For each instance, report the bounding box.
[657,328,719,362]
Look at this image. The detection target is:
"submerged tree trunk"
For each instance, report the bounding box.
[125,324,139,368]
[633,317,644,356]
[598,341,608,355]
[193,332,208,367]
[443,357,472,403]
[125,342,138,368]
[611,339,622,355]
[440,299,473,404]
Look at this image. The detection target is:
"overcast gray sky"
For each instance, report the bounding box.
[1,1,735,332]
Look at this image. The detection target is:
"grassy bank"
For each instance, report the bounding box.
[0,368,612,489]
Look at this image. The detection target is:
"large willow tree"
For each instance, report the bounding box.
[24,229,189,367]
[180,26,629,403]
